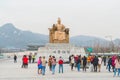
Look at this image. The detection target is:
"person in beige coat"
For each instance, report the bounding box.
[41,56,47,75]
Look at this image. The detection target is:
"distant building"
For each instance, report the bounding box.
[0,48,25,53]
[27,45,45,51]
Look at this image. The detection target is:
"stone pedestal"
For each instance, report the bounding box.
[38,43,86,61]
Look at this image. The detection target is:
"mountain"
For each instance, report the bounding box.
[70,35,109,47]
[0,23,48,48]
[113,39,120,46]
[0,23,119,48]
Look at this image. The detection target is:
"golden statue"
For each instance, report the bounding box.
[49,18,69,43]
[54,18,66,40]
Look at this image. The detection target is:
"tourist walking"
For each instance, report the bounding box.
[48,55,52,71]
[70,55,74,71]
[21,55,25,68]
[37,56,42,74]
[76,55,81,72]
[103,56,106,66]
[111,55,116,72]
[107,56,112,72]
[113,56,120,77]
[51,56,56,74]
[69,55,72,63]
[28,53,32,63]
[74,55,78,68]
[90,55,94,72]
[87,56,91,66]
[93,56,98,72]
[22,55,28,68]
[32,54,36,63]
[98,56,102,72]
[58,56,64,73]
[82,56,87,72]
[14,54,17,63]
[41,56,47,75]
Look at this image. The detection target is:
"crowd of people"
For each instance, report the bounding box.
[69,55,101,72]
[37,55,64,75]
[17,53,120,77]
[21,53,37,68]
[69,54,120,77]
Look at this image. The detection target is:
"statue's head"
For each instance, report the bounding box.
[57,17,61,24]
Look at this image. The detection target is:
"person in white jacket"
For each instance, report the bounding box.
[98,56,102,72]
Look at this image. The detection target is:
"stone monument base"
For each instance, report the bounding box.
[38,43,86,61]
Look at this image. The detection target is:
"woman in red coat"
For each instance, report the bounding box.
[22,55,28,68]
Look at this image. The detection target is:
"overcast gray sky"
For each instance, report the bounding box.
[0,0,120,39]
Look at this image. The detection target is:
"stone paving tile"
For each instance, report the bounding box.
[0,58,120,80]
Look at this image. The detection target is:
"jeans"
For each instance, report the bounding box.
[77,63,80,71]
[108,64,111,72]
[118,68,120,76]
[112,66,115,72]
[59,64,63,73]
[42,66,46,75]
[52,65,56,74]
[114,68,120,76]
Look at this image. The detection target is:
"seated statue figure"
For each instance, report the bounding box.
[54,18,66,40]
[49,18,69,43]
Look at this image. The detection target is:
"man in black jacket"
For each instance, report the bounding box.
[93,56,99,72]
[107,56,112,72]
[82,56,87,72]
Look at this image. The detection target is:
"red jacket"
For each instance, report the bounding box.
[74,56,78,62]
[58,59,63,65]
[23,57,28,64]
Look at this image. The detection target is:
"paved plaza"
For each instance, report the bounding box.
[0,57,120,80]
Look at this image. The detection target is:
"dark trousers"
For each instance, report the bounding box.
[104,61,106,66]
[83,64,86,71]
[93,64,97,72]
[14,59,17,63]
[32,58,35,63]
[29,59,31,63]
[49,64,52,71]
[71,63,74,70]
[21,63,28,68]
[112,66,115,72]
